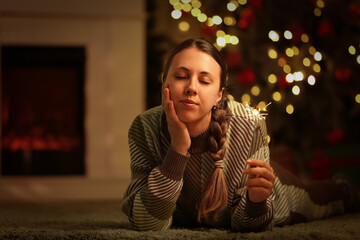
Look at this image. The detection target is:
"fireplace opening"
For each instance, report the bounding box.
[1,46,86,175]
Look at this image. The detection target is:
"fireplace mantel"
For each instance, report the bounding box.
[0,0,145,201]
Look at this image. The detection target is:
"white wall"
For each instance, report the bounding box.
[0,0,145,201]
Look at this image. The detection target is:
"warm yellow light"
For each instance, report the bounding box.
[238,0,247,5]
[308,75,316,85]
[357,55,360,64]
[286,73,294,83]
[268,74,277,84]
[267,135,271,143]
[285,48,294,57]
[268,49,278,59]
[309,46,316,55]
[224,16,236,26]
[192,0,201,8]
[242,93,251,104]
[269,30,280,42]
[278,57,286,67]
[170,0,179,5]
[228,94,234,101]
[314,8,322,17]
[286,104,294,114]
[216,30,225,37]
[272,91,282,101]
[292,85,300,95]
[191,8,201,17]
[171,10,182,19]
[348,45,356,55]
[178,21,190,31]
[258,101,266,110]
[314,52,322,61]
[213,15,222,25]
[251,86,260,96]
[227,2,237,11]
[355,94,360,103]
[197,13,207,22]
[316,0,325,8]
[313,63,321,73]
[283,65,291,73]
[173,2,183,10]
[230,36,239,45]
[217,37,226,47]
[303,57,311,67]
[182,3,192,12]
[292,46,300,55]
[224,35,231,43]
[207,18,214,27]
[301,33,309,43]
[284,30,293,40]
[294,71,304,81]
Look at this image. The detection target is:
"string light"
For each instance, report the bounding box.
[356,94,360,104]
[283,65,291,73]
[269,30,280,42]
[292,85,300,95]
[286,73,295,83]
[227,2,237,11]
[294,71,304,81]
[272,91,281,101]
[303,57,311,67]
[191,8,201,17]
[242,93,251,104]
[191,0,201,8]
[183,3,192,12]
[217,37,226,47]
[285,48,294,57]
[178,21,190,31]
[286,104,294,114]
[292,46,300,55]
[308,75,316,85]
[230,36,239,45]
[301,34,309,43]
[182,0,191,3]
[224,16,236,26]
[309,46,316,55]
[313,63,321,73]
[314,52,322,61]
[170,0,179,5]
[268,49,278,59]
[284,30,293,40]
[238,0,247,5]
[213,15,222,25]
[316,0,325,8]
[278,57,286,67]
[197,13,207,22]
[171,10,182,19]
[251,85,260,96]
[348,45,356,55]
[314,8,321,16]
[357,55,360,64]
[268,74,277,84]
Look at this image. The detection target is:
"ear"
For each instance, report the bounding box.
[215,88,224,105]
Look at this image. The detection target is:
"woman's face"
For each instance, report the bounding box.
[165,47,223,127]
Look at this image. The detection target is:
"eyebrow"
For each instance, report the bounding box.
[175,66,215,79]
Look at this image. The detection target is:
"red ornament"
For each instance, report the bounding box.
[248,0,263,9]
[236,68,256,87]
[335,67,351,82]
[201,24,216,36]
[289,26,304,43]
[226,52,242,69]
[326,128,344,146]
[307,148,332,180]
[349,3,360,19]
[317,19,334,38]
[277,74,292,89]
[242,8,256,24]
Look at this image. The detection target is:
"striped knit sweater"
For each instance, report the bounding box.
[121,100,345,231]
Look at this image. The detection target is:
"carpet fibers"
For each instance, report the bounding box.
[1,201,360,240]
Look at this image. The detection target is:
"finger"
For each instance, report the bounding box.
[244,167,275,182]
[245,177,273,190]
[246,159,274,173]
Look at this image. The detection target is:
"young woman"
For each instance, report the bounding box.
[121,38,358,232]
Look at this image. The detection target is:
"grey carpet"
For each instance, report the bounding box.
[0,201,360,240]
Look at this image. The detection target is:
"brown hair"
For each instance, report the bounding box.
[162,38,230,223]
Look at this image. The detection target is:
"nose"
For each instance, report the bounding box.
[185,77,197,95]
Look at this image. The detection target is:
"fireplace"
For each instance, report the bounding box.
[1,46,85,175]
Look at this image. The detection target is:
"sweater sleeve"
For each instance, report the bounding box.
[121,115,189,231]
[231,118,274,232]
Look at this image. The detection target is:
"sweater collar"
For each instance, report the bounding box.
[161,110,209,155]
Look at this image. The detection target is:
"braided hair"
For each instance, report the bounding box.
[162,38,229,223]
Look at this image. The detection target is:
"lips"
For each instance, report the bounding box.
[180,99,198,107]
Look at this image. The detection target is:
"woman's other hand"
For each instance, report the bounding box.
[243,159,275,203]
[162,83,191,155]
